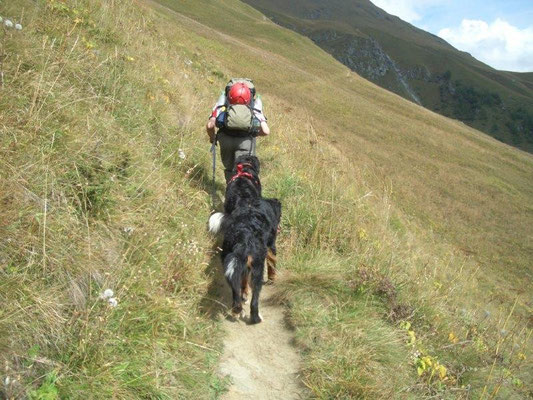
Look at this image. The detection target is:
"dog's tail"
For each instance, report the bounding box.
[223,243,250,312]
[208,212,225,234]
[223,243,248,282]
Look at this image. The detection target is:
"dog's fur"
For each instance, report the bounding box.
[209,155,281,324]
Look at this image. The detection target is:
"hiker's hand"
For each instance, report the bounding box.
[206,118,216,142]
[207,117,216,130]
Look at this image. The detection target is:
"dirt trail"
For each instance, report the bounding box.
[205,252,307,399]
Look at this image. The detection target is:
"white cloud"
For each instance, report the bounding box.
[438,19,533,72]
[370,0,443,23]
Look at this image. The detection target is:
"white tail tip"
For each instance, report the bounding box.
[225,257,236,279]
[208,212,225,234]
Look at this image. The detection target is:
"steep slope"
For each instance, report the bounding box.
[1,0,532,398]
[242,0,533,152]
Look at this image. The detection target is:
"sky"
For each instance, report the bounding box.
[370,0,533,72]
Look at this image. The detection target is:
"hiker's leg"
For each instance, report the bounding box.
[218,132,238,183]
[234,136,256,159]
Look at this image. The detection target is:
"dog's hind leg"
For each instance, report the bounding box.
[224,254,245,319]
[250,255,266,324]
[266,247,277,283]
[241,257,252,304]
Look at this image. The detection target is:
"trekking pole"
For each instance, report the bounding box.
[210,133,218,209]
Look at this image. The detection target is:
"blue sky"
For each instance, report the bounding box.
[371,0,533,72]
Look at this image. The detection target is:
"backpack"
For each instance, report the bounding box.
[217,78,260,136]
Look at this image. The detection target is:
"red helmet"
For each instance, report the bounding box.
[228,83,252,105]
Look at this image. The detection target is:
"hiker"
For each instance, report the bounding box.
[206,78,270,183]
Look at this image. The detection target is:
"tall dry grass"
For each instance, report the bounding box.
[1,0,531,398]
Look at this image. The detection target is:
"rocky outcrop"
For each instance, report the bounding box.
[309,30,423,104]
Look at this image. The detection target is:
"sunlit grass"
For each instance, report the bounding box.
[0,0,531,398]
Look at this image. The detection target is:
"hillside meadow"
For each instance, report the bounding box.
[0,0,531,398]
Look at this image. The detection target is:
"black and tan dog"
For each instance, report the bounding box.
[209,155,281,324]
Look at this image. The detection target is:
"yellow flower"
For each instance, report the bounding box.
[448,332,459,344]
[438,365,447,380]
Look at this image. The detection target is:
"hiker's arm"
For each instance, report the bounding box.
[207,93,226,142]
[206,117,216,143]
[258,121,270,136]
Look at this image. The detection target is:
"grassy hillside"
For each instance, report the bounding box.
[1,0,532,398]
[242,0,533,153]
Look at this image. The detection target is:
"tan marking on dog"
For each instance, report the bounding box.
[246,255,253,269]
[241,271,250,302]
[266,248,277,281]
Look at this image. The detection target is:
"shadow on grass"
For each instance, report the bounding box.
[200,240,232,320]
[182,161,226,211]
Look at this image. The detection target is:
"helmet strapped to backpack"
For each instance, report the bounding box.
[217,78,260,137]
[225,78,256,99]
[228,83,252,105]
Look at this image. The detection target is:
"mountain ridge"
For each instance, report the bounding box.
[243,0,533,152]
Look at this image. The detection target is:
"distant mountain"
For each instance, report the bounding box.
[242,0,533,152]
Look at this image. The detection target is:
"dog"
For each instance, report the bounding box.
[209,155,281,324]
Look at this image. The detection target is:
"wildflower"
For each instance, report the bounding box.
[185,59,192,66]
[178,149,186,160]
[4,19,13,28]
[100,288,114,299]
[4,376,10,386]
[449,332,459,344]
[15,23,22,31]
[108,297,118,307]
[123,226,134,235]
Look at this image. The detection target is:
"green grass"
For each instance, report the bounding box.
[1,0,532,398]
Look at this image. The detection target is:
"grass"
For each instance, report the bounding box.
[0,0,226,398]
[0,0,532,399]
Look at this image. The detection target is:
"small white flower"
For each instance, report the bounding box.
[123,226,134,235]
[178,149,186,160]
[4,376,10,386]
[100,288,114,299]
[108,297,118,307]
[15,23,22,31]
[185,59,192,66]
[5,19,13,28]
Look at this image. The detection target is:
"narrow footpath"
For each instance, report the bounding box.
[207,255,307,399]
